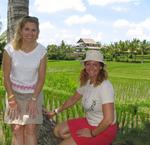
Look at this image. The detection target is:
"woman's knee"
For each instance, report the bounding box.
[54,121,69,138]
[24,124,38,135]
[54,124,61,137]
[12,124,24,136]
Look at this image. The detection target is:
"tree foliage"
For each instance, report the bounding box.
[101,39,150,62]
[47,40,76,60]
[0,31,7,64]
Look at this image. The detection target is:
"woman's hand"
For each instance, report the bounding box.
[27,99,39,118]
[8,99,20,120]
[47,111,56,118]
[42,108,56,118]
[76,128,92,137]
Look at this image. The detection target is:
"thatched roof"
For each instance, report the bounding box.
[77,38,97,44]
[76,38,100,50]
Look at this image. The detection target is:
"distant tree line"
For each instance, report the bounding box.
[0,31,150,63]
[100,39,150,63]
[47,38,150,62]
[47,40,77,60]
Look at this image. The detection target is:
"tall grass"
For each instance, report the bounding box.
[0,61,150,144]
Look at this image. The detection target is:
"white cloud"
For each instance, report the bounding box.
[114,18,150,31]
[113,18,150,41]
[79,29,103,42]
[113,19,130,28]
[81,28,92,36]
[140,18,150,31]
[126,19,150,40]
[94,32,103,42]
[65,14,97,25]
[54,29,79,45]
[39,25,79,46]
[126,26,150,41]
[40,21,55,30]
[127,27,144,39]
[38,21,56,46]
[34,0,86,13]
[39,26,104,46]
[111,6,128,12]
[88,0,141,6]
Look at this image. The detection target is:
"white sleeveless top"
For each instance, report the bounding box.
[4,43,47,93]
[77,80,116,126]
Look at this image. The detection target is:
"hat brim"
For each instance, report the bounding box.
[80,59,105,65]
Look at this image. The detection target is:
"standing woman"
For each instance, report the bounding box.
[48,50,117,145]
[2,16,47,145]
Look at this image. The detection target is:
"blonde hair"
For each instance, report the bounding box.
[80,62,108,87]
[12,16,39,50]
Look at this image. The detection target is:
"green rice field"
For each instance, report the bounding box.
[0,60,150,145]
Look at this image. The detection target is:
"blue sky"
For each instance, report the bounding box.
[1,0,150,47]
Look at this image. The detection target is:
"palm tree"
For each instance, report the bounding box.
[7,0,29,42]
[139,39,150,64]
[128,39,140,62]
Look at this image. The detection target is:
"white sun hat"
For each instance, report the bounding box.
[82,50,104,64]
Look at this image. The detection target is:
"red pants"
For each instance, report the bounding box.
[68,118,117,145]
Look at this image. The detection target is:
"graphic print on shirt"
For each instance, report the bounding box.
[84,98,96,112]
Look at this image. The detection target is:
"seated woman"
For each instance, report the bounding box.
[48,50,117,145]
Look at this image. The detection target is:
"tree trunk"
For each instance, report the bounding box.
[7,0,29,42]
[37,110,62,145]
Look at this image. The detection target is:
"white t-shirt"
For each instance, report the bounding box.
[77,80,116,126]
[4,43,47,93]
